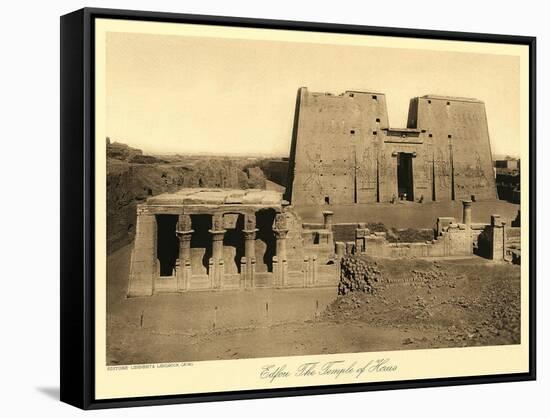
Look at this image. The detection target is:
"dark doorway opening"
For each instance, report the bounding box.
[190,214,212,274]
[256,209,276,273]
[156,215,179,277]
[397,153,414,201]
[223,214,245,274]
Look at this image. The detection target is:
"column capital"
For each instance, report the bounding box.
[274,213,287,230]
[176,229,194,241]
[273,228,289,239]
[243,228,259,240]
[177,214,192,230]
[209,229,226,241]
[245,213,256,230]
[210,213,226,241]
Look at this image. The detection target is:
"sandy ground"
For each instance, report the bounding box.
[107,245,520,365]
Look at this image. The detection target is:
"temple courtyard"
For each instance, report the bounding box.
[295,199,520,228]
[107,242,520,365]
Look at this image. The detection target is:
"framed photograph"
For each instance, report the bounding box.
[60,7,536,409]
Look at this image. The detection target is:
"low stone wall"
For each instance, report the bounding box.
[507,226,521,241]
[125,288,338,334]
[476,215,515,261]
[149,254,339,295]
[334,216,499,260]
[330,222,435,244]
[333,223,361,242]
[303,222,362,244]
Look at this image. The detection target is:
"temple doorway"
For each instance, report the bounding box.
[397,152,414,201]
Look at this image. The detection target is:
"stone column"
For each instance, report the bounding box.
[243,213,258,262]
[461,200,473,255]
[356,226,369,253]
[462,200,472,226]
[322,210,334,230]
[243,229,257,262]
[210,214,226,260]
[176,214,193,261]
[243,213,258,289]
[274,213,289,261]
[360,223,370,253]
[209,214,226,289]
[490,214,504,261]
[176,214,193,291]
[273,213,289,287]
[274,229,289,262]
[335,242,346,259]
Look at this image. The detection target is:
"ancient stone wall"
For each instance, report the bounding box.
[127,210,156,297]
[413,96,497,201]
[287,88,497,206]
[332,204,504,261]
[286,87,389,205]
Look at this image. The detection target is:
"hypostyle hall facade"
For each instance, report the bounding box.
[127,189,339,297]
[286,87,497,206]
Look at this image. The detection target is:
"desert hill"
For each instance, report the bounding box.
[107,139,269,253]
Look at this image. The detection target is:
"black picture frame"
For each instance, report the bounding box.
[60,7,536,410]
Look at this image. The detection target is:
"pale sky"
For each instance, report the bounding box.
[106,32,520,158]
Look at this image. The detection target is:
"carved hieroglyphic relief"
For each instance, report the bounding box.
[423,157,432,184]
[474,152,489,186]
[356,147,377,190]
[435,148,450,190]
[456,151,490,190]
[212,214,224,231]
[301,147,325,204]
[274,213,288,230]
[177,214,192,232]
[378,152,388,185]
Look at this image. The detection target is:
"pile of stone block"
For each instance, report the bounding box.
[338,255,382,295]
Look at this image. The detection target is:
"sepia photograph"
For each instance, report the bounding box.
[103,25,525,367]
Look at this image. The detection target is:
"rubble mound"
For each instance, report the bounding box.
[324,257,520,348]
[338,255,382,295]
